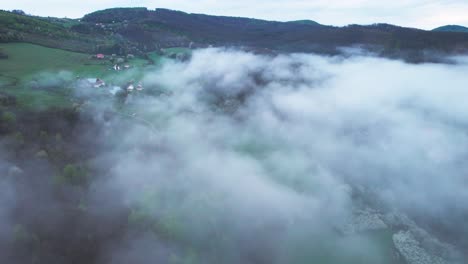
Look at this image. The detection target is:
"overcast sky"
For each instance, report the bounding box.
[2,0,468,30]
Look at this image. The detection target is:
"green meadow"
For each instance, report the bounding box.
[0,43,175,110]
[0,43,101,110]
[0,43,189,80]
[0,43,106,80]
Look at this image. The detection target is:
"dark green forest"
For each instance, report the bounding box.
[1,8,468,62]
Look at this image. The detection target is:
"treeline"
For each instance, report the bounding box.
[0,10,72,40]
[0,10,129,54]
[81,8,468,61]
[82,7,149,23]
[2,8,468,61]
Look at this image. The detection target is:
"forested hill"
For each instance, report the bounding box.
[2,7,468,62]
[433,25,468,33]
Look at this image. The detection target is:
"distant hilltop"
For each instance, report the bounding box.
[287,20,321,26]
[432,25,468,33]
[1,7,468,63]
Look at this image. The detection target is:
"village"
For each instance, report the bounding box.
[81,53,145,94]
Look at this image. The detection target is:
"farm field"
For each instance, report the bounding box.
[0,43,168,110]
[0,43,106,80]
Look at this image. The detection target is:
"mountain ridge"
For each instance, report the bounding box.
[2,7,468,62]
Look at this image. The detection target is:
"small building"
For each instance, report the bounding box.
[136,82,143,91]
[96,54,105,59]
[94,78,106,88]
[85,78,106,88]
[127,84,134,92]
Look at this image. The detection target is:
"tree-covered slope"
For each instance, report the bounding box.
[0,10,111,53]
[2,7,468,61]
[81,8,468,57]
[433,25,468,33]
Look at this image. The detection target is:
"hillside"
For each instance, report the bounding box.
[82,8,468,58]
[3,7,468,264]
[0,10,111,53]
[0,9,162,55]
[433,25,468,33]
[288,20,321,26]
[2,8,468,62]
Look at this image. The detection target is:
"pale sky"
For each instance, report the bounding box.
[1,0,468,30]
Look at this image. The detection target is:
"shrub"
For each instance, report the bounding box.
[0,111,16,133]
[1,111,16,124]
[0,93,16,106]
[13,131,23,141]
[0,48,8,59]
[11,10,26,16]
[58,164,89,186]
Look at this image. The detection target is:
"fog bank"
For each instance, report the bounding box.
[3,49,468,264]
[91,49,468,263]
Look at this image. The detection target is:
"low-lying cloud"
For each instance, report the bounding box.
[88,49,468,263]
[3,48,468,263]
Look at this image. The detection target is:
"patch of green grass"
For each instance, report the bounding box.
[0,43,175,86]
[162,47,192,56]
[3,86,73,111]
[0,75,17,86]
[130,58,149,67]
[0,43,82,110]
[147,51,167,65]
[0,43,164,111]
[147,53,160,63]
[0,43,108,80]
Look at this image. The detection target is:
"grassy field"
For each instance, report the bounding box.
[0,43,166,81]
[162,47,192,57]
[147,51,166,65]
[6,86,73,111]
[0,43,99,110]
[0,43,158,110]
[0,42,191,112]
[0,43,107,80]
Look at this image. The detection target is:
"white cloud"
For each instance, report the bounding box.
[86,49,468,262]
